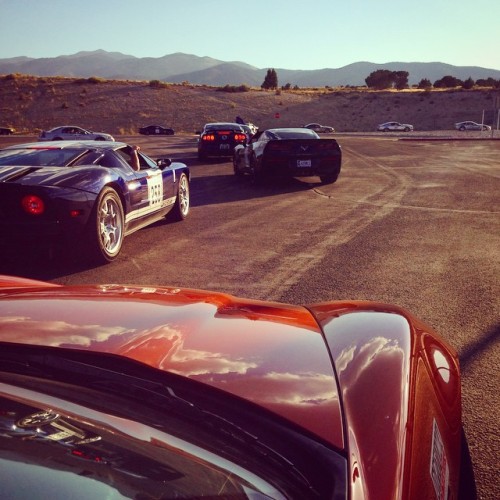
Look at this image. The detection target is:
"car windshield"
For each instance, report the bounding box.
[0,344,346,500]
[0,148,86,167]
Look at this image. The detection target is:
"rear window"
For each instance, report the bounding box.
[0,148,86,167]
[270,130,319,140]
[204,123,243,132]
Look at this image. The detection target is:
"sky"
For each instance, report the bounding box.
[0,0,499,71]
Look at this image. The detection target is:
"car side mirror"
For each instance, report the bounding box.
[157,158,172,169]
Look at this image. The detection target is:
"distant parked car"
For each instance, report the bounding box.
[197,122,247,160]
[455,121,491,131]
[139,125,175,135]
[376,121,414,132]
[304,123,335,133]
[39,126,114,142]
[0,126,15,135]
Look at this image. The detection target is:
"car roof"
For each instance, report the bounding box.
[47,125,87,131]
[3,140,125,150]
[204,122,244,129]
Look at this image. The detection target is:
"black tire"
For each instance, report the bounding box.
[233,153,244,177]
[87,187,124,263]
[250,155,263,185]
[53,137,62,141]
[459,427,477,500]
[319,173,339,184]
[95,136,106,141]
[404,127,410,132]
[168,173,190,221]
[383,128,389,132]
[459,126,466,131]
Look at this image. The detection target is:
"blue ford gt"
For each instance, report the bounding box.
[0,141,190,263]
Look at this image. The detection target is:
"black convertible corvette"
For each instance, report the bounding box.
[233,128,342,184]
[0,141,190,263]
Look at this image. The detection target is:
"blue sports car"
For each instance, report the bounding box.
[0,141,190,263]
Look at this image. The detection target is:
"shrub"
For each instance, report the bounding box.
[149,80,168,89]
[217,84,250,93]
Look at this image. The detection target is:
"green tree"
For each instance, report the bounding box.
[462,77,475,89]
[394,71,409,90]
[434,75,462,88]
[261,69,278,90]
[365,70,395,89]
[417,78,432,89]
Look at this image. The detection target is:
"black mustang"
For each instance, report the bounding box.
[0,141,190,262]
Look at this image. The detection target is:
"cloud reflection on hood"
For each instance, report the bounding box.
[0,316,130,346]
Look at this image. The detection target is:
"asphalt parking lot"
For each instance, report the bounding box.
[0,133,499,499]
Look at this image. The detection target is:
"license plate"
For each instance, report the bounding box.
[220,144,230,150]
[297,159,311,167]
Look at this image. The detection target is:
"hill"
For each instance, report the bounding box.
[1,51,500,87]
[1,75,498,135]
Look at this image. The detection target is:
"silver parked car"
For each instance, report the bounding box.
[304,123,335,133]
[376,121,414,132]
[39,125,115,142]
[455,121,491,131]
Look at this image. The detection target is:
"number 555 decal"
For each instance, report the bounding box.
[147,172,163,208]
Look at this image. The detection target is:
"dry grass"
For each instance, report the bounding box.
[1,75,498,134]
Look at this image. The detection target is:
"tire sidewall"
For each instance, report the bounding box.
[88,187,124,262]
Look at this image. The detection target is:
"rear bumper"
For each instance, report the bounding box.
[260,157,341,178]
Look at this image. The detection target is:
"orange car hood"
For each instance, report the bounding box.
[0,279,344,450]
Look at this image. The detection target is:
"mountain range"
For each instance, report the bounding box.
[1,50,500,87]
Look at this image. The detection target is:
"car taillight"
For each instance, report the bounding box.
[202,134,215,141]
[234,133,246,142]
[21,195,45,215]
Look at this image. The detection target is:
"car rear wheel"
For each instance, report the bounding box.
[87,187,124,263]
[233,154,244,177]
[250,155,263,185]
[168,173,190,221]
[95,137,106,141]
[459,126,466,131]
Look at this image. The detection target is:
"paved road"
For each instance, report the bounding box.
[1,134,499,499]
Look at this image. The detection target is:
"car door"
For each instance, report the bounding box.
[60,127,76,140]
[128,152,176,226]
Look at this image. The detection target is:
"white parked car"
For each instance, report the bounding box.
[455,121,491,131]
[376,121,414,132]
[39,125,115,142]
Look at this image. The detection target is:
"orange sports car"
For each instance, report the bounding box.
[0,275,472,499]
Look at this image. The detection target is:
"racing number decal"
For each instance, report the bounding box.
[147,173,163,209]
[430,419,449,500]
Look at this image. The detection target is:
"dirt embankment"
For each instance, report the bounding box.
[1,75,499,135]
